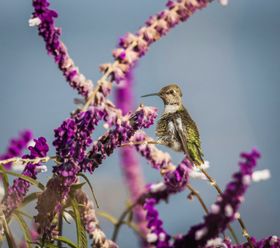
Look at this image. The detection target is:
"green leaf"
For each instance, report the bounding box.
[78,173,99,208]
[70,198,88,248]
[0,168,45,191]
[62,212,72,225]
[15,210,32,220]
[13,211,32,248]
[54,236,78,248]
[19,192,40,208]
[1,172,9,195]
[70,182,86,192]
[2,216,17,248]
[127,207,133,223]
[96,210,117,225]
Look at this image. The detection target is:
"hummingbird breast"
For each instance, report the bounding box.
[155,114,183,152]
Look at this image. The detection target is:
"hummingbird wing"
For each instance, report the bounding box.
[172,116,191,156]
[173,110,204,166]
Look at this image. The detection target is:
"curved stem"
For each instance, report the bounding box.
[197,166,252,247]
[186,184,208,214]
[111,202,138,242]
[97,210,144,239]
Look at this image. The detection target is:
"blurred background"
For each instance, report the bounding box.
[0,0,279,247]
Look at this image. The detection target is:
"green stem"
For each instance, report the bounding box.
[111,202,138,242]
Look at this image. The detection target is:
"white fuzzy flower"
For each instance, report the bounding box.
[206,237,224,247]
[195,227,208,240]
[187,0,199,7]
[225,204,233,217]
[27,139,36,148]
[234,212,240,219]
[211,204,220,214]
[219,0,229,6]
[238,196,245,202]
[242,175,251,185]
[147,233,158,243]
[103,123,109,129]
[189,170,207,180]
[159,232,166,241]
[201,160,210,170]
[252,169,271,182]
[28,17,41,27]
[189,161,210,180]
[150,182,166,193]
[269,235,278,245]
[35,165,48,173]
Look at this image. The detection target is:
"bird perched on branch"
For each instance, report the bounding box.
[142,84,204,166]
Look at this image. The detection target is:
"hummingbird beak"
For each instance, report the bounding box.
[141,92,159,98]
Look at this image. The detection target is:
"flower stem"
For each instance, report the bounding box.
[121,140,158,147]
[0,156,56,166]
[111,202,138,242]
[186,184,208,214]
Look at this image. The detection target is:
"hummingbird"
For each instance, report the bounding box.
[141,84,204,166]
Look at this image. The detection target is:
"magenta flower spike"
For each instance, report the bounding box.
[2,137,49,218]
[106,0,209,85]
[206,235,280,248]
[141,156,192,247]
[31,0,93,97]
[83,105,158,173]
[0,130,33,170]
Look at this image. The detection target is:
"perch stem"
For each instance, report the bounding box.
[120,140,158,147]
[0,156,56,166]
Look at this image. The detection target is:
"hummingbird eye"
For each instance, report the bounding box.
[169,89,175,94]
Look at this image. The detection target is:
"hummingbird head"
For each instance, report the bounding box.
[142,84,183,105]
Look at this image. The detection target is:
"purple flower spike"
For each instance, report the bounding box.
[2,137,49,218]
[140,156,192,248]
[173,149,261,248]
[0,130,33,170]
[108,0,209,84]
[144,198,171,248]
[164,157,191,193]
[83,105,157,173]
[35,108,106,240]
[31,0,93,96]
[53,107,105,162]
[219,235,280,248]
[132,131,172,171]
[249,235,280,248]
